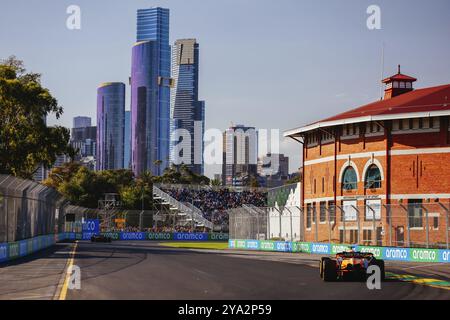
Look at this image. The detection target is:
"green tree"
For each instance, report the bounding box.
[43,162,82,189]
[284,175,300,185]
[0,56,73,179]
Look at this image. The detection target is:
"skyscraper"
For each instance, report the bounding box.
[170,39,205,175]
[222,125,258,186]
[131,7,171,176]
[97,82,125,171]
[71,125,96,158]
[124,111,131,169]
[73,116,91,129]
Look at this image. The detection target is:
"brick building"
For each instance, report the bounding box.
[284,66,450,248]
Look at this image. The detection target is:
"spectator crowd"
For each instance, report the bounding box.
[161,187,267,229]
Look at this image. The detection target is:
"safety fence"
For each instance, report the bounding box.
[228,239,450,263]
[0,175,67,243]
[229,202,450,249]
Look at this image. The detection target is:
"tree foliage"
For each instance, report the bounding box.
[153,164,210,185]
[0,56,73,179]
[44,163,153,210]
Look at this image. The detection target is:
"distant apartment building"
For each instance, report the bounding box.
[259,153,289,178]
[97,82,125,171]
[258,153,290,188]
[170,39,205,175]
[222,125,258,186]
[73,116,91,129]
[71,124,97,159]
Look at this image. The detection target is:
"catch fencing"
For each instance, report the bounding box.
[0,175,67,243]
[229,202,450,249]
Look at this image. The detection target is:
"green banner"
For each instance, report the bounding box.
[236,240,247,249]
[295,242,311,253]
[410,248,439,262]
[357,245,383,258]
[331,244,351,254]
[8,242,19,259]
[260,241,275,251]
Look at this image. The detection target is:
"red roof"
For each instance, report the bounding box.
[382,73,417,83]
[285,83,450,137]
[320,84,450,123]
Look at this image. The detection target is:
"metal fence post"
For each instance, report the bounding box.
[447,209,449,250]
[367,205,376,246]
[405,205,411,248]
[438,203,449,249]
[256,210,260,239]
[352,205,360,245]
[337,206,345,244]
[285,207,294,242]
[279,209,282,239]
[327,207,332,244]
[383,204,392,247]
[267,209,270,240]
[5,198,8,243]
[290,208,293,242]
[423,205,429,249]
[297,206,304,242]
[314,206,318,242]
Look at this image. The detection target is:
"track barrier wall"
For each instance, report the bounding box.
[88,232,229,242]
[228,239,450,263]
[0,232,229,264]
[0,232,74,264]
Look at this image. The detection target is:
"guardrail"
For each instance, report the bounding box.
[0,232,230,264]
[0,232,73,264]
[228,239,450,263]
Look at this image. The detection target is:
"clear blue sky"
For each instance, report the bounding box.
[1,0,449,177]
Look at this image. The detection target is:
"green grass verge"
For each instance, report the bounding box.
[159,242,229,250]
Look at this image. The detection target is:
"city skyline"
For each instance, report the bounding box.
[1,0,450,178]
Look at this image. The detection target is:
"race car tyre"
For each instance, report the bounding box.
[370,259,385,281]
[320,257,331,279]
[322,259,337,282]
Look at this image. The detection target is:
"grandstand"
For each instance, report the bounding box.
[158,184,268,232]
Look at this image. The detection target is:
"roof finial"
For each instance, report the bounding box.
[398,64,401,74]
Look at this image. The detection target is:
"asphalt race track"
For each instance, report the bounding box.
[1,241,449,300]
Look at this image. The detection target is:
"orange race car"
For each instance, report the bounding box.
[320,251,385,282]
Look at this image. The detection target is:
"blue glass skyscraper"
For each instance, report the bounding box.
[97,82,125,171]
[131,7,171,176]
[124,111,131,169]
[170,39,205,175]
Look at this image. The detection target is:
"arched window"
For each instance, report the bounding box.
[365,165,382,189]
[342,167,358,190]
